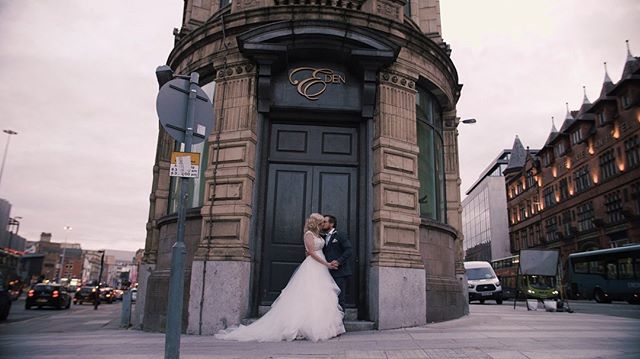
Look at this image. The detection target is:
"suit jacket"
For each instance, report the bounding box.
[322,230,353,278]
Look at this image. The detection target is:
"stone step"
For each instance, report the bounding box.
[240,317,375,332]
[259,306,358,321]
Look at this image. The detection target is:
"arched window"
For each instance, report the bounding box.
[416,87,446,223]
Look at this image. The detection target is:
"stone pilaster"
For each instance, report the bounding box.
[369,70,426,329]
[188,60,258,334]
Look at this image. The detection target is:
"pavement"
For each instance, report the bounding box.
[1,303,639,359]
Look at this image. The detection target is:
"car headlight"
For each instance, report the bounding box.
[527,289,535,294]
[552,290,559,295]
[495,281,501,287]
[468,284,474,289]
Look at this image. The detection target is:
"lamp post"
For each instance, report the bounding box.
[7,216,21,249]
[58,226,72,283]
[0,129,18,188]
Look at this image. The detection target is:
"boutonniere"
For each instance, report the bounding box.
[331,238,338,243]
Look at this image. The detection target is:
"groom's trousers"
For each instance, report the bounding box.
[334,276,347,310]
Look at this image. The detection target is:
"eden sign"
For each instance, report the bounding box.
[288,67,346,101]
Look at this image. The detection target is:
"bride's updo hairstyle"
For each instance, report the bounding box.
[304,212,324,234]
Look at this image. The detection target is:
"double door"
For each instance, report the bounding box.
[259,123,359,307]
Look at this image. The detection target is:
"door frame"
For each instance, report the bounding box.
[249,114,371,319]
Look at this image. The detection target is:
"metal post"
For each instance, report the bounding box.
[98,250,105,285]
[0,129,18,188]
[165,72,199,359]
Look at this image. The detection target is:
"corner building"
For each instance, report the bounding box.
[139,0,466,334]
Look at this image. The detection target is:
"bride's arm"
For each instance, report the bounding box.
[304,232,330,268]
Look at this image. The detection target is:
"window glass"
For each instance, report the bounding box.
[589,260,604,275]
[574,261,588,274]
[416,87,445,222]
[606,262,617,280]
[618,258,634,279]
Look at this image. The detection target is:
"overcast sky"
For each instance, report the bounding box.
[1,1,638,251]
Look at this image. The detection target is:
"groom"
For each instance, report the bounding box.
[321,215,353,310]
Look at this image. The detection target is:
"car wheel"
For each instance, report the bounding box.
[496,298,503,305]
[479,299,485,304]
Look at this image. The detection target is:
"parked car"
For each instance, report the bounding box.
[99,287,115,304]
[112,289,124,301]
[74,286,98,305]
[0,273,11,320]
[25,283,72,310]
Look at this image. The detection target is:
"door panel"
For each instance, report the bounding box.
[261,165,313,303]
[313,167,358,306]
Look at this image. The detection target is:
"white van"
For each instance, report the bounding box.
[464,261,503,304]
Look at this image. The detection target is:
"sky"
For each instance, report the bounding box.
[0,1,638,251]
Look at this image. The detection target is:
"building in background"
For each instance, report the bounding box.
[0,199,11,247]
[504,43,640,280]
[462,149,536,262]
[140,0,467,333]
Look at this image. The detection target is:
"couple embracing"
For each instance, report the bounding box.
[216,213,353,342]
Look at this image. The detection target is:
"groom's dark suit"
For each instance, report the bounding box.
[322,229,352,309]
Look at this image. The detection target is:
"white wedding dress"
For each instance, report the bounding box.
[215,232,345,342]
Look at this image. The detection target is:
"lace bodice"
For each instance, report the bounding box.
[305,231,324,252]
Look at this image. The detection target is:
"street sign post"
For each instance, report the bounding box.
[155,67,213,359]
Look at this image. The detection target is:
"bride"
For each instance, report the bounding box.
[215,213,346,342]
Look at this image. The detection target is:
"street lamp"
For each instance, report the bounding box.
[0,129,18,188]
[58,226,72,283]
[7,216,22,249]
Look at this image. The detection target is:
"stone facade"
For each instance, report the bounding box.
[141,0,466,333]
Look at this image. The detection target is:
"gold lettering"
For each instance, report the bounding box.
[288,67,346,101]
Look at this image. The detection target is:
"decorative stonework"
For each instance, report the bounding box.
[273,0,366,10]
[383,150,416,174]
[376,0,400,20]
[214,63,256,80]
[379,71,416,91]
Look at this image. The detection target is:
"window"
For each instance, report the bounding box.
[633,182,640,214]
[598,111,607,126]
[599,150,617,181]
[574,165,592,193]
[416,87,446,222]
[571,129,583,145]
[561,210,573,236]
[519,206,526,221]
[526,170,536,188]
[542,151,552,167]
[606,262,618,280]
[543,186,555,208]
[576,202,595,232]
[220,0,232,7]
[604,191,623,223]
[618,258,635,279]
[589,260,605,275]
[516,181,523,195]
[545,216,558,242]
[574,261,588,274]
[555,142,566,157]
[622,92,632,108]
[625,135,640,169]
[559,178,569,201]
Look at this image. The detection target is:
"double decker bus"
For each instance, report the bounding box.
[491,255,560,301]
[568,244,640,304]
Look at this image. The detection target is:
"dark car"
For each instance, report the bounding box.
[74,286,99,305]
[25,283,71,310]
[99,287,115,304]
[0,273,11,320]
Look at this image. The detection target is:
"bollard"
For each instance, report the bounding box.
[120,290,132,328]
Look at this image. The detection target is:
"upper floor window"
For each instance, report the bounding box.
[416,87,446,223]
[625,135,640,169]
[599,149,618,181]
[622,92,632,108]
[576,202,595,232]
[220,0,232,7]
[559,178,570,201]
[526,170,536,189]
[604,191,623,224]
[545,216,558,242]
[598,111,607,126]
[555,142,566,157]
[542,151,553,167]
[543,186,556,209]
[574,165,592,193]
[571,129,583,145]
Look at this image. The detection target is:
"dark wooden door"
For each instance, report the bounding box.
[260,123,359,306]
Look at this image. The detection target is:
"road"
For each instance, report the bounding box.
[0,295,125,336]
[469,299,640,320]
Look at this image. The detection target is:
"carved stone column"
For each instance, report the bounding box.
[369,70,426,329]
[187,60,258,335]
